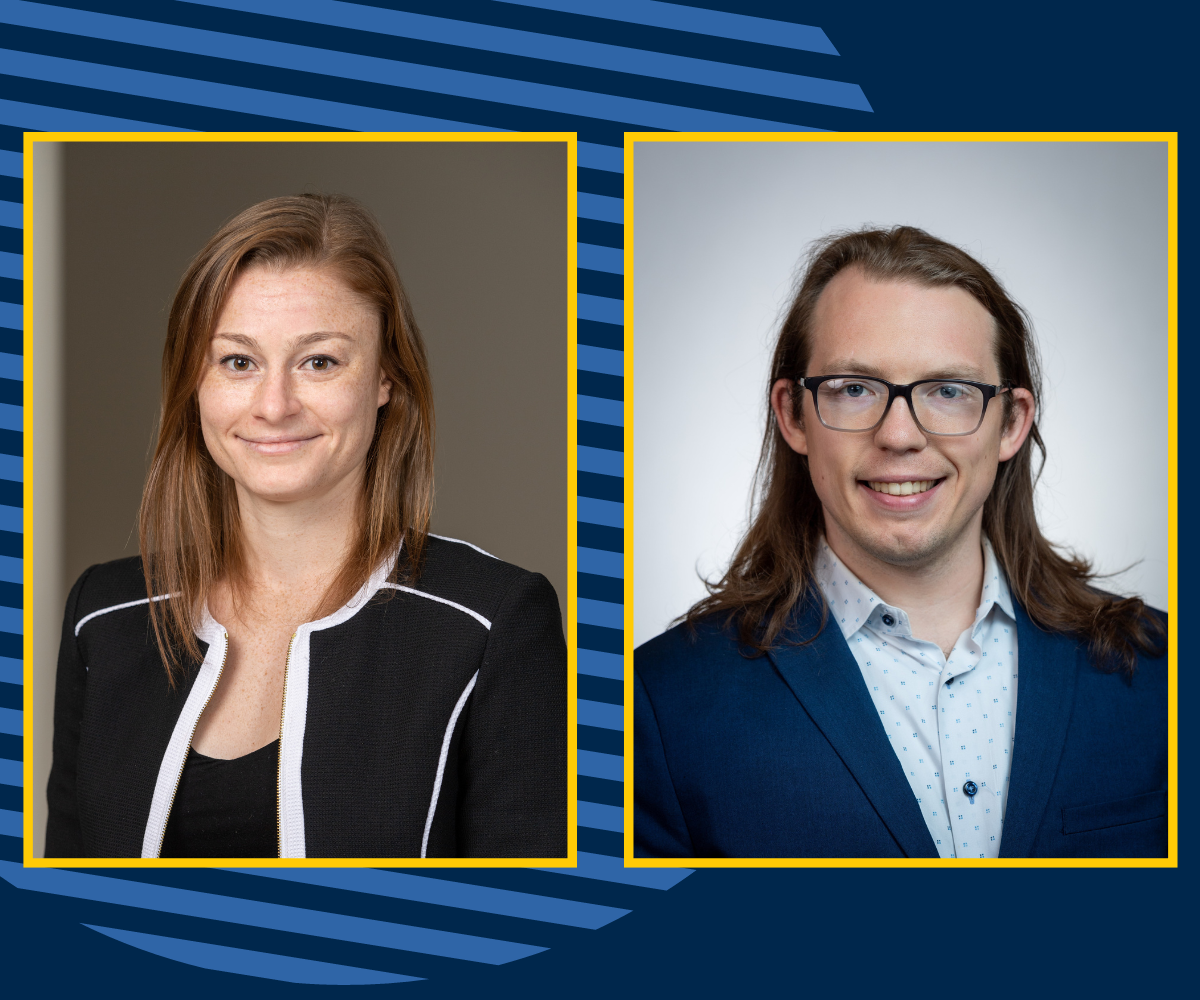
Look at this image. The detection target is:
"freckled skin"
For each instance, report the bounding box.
[769,268,1035,654]
[191,266,391,759]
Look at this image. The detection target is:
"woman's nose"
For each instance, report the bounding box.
[252,368,302,422]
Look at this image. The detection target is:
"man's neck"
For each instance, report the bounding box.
[823,518,985,657]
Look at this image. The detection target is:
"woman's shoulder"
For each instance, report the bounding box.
[411,534,558,624]
[65,556,155,637]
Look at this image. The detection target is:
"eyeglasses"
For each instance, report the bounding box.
[796,375,1016,436]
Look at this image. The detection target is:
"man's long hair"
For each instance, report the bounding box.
[139,194,435,679]
[685,226,1164,675]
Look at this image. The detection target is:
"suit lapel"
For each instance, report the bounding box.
[998,603,1081,857]
[768,604,939,858]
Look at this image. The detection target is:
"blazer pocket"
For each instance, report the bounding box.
[1062,790,1167,835]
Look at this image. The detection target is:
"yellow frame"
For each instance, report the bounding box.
[21,130,579,869]
[622,130,1178,869]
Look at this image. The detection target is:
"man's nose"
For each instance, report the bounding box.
[872,394,927,450]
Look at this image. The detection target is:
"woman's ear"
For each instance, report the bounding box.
[378,372,392,408]
[770,378,809,456]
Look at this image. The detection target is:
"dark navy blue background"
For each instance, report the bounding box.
[0,0,1189,994]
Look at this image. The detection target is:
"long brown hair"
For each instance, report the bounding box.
[686,226,1165,675]
[139,194,435,676]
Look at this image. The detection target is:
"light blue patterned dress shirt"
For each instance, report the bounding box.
[814,537,1019,858]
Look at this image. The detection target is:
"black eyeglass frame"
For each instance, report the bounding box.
[795,375,1017,437]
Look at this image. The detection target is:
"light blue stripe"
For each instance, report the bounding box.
[228,870,628,929]
[0,252,21,279]
[84,926,419,986]
[579,597,623,630]
[578,394,622,426]
[0,758,21,787]
[578,496,623,529]
[578,748,622,782]
[0,656,20,685]
[579,445,623,477]
[0,457,22,483]
[536,851,693,890]
[0,96,189,132]
[0,18,825,132]
[578,294,623,326]
[578,800,623,833]
[179,1,864,108]
[0,151,21,178]
[578,243,623,274]
[0,707,21,736]
[578,344,623,377]
[0,48,496,134]
[578,192,623,224]
[0,405,22,433]
[0,863,547,964]
[495,0,839,55]
[577,547,622,578]
[0,606,22,634]
[578,698,623,731]
[578,649,623,680]
[0,308,21,336]
[0,556,21,585]
[0,505,21,533]
[578,142,622,174]
[0,201,21,230]
[0,351,21,378]
[0,808,20,837]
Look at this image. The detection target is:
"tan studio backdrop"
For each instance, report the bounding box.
[30,139,570,857]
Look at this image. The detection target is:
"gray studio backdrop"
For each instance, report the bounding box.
[31,140,569,856]
[633,140,1169,649]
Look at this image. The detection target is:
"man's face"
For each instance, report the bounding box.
[771,267,1034,572]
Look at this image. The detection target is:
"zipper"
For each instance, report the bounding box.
[277,631,297,858]
[156,631,228,858]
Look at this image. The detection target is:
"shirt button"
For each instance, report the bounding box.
[882,614,896,626]
[963,781,978,797]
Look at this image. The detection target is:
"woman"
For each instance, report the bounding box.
[45,194,567,859]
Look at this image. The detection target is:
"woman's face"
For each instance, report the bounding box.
[198,265,391,508]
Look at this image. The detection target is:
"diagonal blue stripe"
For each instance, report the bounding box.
[0,252,22,279]
[578,142,622,173]
[578,344,623,376]
[579,597,623,630]
[0,404,22,433]
[578,649,622,680]
[0,350,23,377]
[0,655,21,686]
[578,294,623,325]
[0,458,22,485]
[83,925,421,986]
[0,807,20,837]
[578,496,622,528]
[578,698,623,730]
[578,243,622,273]
[0,864,548,965]
[0,706,21,736]
[0,96,189,132]
[578,394,622,427]
[179,0,867,108]
[0,33,820,133]
[578,801,623,833]
[0,151,21,178]
[579,445,623,477]
[0,757,21,787]
[225,869,629,929]
[0,606,22,635]
[0,201,21,229]
[577,547,621,578]
[578,749,622,781]
[578,192,623,224]
[495,0,839,55]
[536,851,693,890]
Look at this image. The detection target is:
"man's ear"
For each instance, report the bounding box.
[998,387,1035,461]
[770,378,809,456]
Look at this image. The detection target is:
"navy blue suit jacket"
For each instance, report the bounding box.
[634,598,1168,858]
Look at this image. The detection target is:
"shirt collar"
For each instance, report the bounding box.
[813,535,1014,641]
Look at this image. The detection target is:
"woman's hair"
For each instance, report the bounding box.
[139,194,435,675]
[685,225,1165,676]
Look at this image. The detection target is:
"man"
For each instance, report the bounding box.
[634,226,1168,859]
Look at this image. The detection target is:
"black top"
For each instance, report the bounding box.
[46,536,568,859]
[160,739,280,859]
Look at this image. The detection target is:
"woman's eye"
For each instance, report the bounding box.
[304,356,337,372]
[222,356,253,372]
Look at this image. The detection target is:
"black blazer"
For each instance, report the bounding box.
[46,535,568,859]
[635,596,1168,858]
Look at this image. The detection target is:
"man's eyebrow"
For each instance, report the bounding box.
[818,360,991,381]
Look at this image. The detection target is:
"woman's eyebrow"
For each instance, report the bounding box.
[211,332,355,350]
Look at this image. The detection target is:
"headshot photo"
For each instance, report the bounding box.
[631,137,1173,861]
[28,137,573,861]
